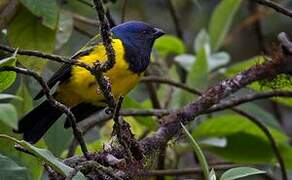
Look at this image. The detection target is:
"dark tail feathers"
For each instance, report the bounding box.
[16,100,63,144]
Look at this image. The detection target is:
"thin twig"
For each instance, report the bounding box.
[232,108,287,180]
[44,164,60,180]
[206,91,292,113]
[0,44,92,70]
[141,76,201,95]
[253,0,292,18]
[165,0,183,39]
[0,66,89,158]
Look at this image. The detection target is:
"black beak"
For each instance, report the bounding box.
[153,28,165,38]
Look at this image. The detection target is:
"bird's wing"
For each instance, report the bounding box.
[34,34,103,100]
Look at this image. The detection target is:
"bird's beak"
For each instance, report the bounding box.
[153,28,165,38]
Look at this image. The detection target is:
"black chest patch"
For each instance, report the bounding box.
[123,43,151,74]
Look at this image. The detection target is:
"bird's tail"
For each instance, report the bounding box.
[15,100,63,144]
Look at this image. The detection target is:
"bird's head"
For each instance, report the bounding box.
[111,21,165,51]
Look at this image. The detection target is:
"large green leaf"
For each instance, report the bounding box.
[11,82,33,118]
[0,103,17,129]
[206,133,275,164]
[0,53,17,92]
[44,118,72,157]
[19,0,59,29]
[179,47,208,105]
[193,114,288,143]
[0,134,86,179]
[187,47,208,90]
[239,103,281,130]
[209,0,242,51]
[55,10,73,50]
[225,56,265,77]
[0,153,28,180]
[220,167,265,180]
[154,35,186,56]
[8,6,56,71]
[0,122,43,180]
[194,29,209,53]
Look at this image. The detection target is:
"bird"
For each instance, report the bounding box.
[15,21,165,144]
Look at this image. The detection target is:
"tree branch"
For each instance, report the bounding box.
[140,34,291,155]
[232,108,287,180]
[0,66,89,158]
[206,90,292,113]
[253,0,292,18]
[165,0,183,39]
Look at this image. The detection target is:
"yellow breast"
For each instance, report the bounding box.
[56,39,141,107]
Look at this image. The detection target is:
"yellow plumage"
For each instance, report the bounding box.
[55,39,141,107]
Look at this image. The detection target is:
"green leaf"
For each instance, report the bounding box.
[281,145,292,169]
[174,54,195,71]
[225,56,265,77]
[179,47,208,105]
[55,10,73,50]
[187,47,208,90]
[220,167,265,180]
[0,134,86,179]
[209,0,242,51]
[206,133,275,164]
[194,29,210,53]
[72,140,103,157]
[193,114,288,143]
[0,103,17,129]
[0,121,44,180]
[44,118,72,157]
[181,123,210,180]
[154,35,186,56]
[19,0,59,29]
[8,6,56,71]
[209,52,230,71]
[0,94,21,101]
[0,153,28,180]
[122,97,158,130]
[239,103,282,131]
[11,82,33,117]
[0,53,17,92]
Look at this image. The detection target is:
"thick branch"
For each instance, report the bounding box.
[92,0,116,109]
[140,50,289,154]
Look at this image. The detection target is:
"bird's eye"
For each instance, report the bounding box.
[143,30,148,35]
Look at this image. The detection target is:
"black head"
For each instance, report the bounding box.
[111,21,165,73]
[111,21,165,50]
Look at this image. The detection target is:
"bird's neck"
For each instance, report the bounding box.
[123,42,152,74]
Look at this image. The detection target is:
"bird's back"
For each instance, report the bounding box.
[54,39,141,107]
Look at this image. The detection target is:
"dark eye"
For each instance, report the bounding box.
[143,30,148,35]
